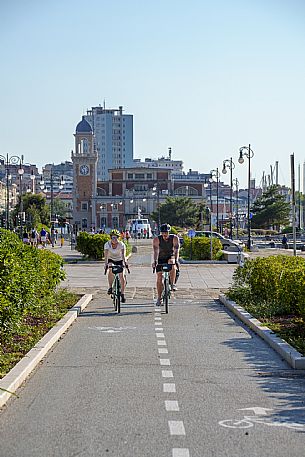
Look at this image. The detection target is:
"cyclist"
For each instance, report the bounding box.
[104,229,128,303]
[152,223,180,306]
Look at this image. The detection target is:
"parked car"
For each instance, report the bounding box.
[194,231,243,251]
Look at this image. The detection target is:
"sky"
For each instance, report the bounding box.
[1,0,305,189]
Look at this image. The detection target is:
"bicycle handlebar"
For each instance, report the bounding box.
[104,263,130,274]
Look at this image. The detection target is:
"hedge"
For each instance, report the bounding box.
[0,229,65,337]
[181,236,223,260]
[228,255,305,318]
[76,232,132,260]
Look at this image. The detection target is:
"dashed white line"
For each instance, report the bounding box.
[172,449,190,457]
[157,340,167,346]
[163,383,176,393]
[168,421,186,435]
[165,400,180,411]
[162,370,173,378]
[158,348,168,354]
[156,333,165,338]
[155,327,163,331]
[160,358,171,366]
[155,317,162,321]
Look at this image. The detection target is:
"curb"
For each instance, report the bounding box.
[0,294,93,408]
[219,294,305,370]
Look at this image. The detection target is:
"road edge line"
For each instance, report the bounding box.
[0,294,93,408]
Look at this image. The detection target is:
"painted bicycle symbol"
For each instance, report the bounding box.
[219,407,305,431]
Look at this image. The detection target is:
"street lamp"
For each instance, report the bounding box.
[222,157,235,238]
[40,169,65,223]
[210,168,220,232]
[233,178,239,239]
[238,144,254,250]
[0,153,23,230]
[153,183,161,229]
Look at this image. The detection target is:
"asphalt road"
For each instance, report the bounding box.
[0,241,304,456]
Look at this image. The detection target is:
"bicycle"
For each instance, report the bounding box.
[105,264,130,314]
[153,263,172,313]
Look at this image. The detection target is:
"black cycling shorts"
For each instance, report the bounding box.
[156,258,174,273]
[108,259,123,266]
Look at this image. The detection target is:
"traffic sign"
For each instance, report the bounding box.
[188,229,196,238]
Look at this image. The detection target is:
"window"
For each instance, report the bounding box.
[81,202,88,211]
[81,218,88,229]
[135,173,145,180]
[112,216,119,229]
[128,173,133,179]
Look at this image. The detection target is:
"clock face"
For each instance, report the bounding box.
[79,164,90,175]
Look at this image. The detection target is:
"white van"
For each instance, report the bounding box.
[129,219,152,239]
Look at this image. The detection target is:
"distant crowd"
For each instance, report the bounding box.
[22,227,64,248]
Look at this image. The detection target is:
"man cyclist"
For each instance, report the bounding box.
[152,223,180,306]
[104,229,128,303]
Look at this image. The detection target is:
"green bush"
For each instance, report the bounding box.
[0,229,65,337]
[228,255,305,318]
[181,236,222,260]
[76,232,131,260]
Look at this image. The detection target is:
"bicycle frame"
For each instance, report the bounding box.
[105,264,124,313]
[159,263,172,314]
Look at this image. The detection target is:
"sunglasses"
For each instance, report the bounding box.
[111,236,118,240]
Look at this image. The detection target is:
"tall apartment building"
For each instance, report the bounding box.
[84,105,133,180]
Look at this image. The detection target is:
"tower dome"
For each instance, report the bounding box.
[75,116,92,133]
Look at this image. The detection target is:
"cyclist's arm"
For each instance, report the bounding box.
[121,242,127,265]
[173,235,180,263]
[152,237,159,267]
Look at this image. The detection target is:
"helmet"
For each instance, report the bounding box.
[160,223,171,233]
[110,229,120,237]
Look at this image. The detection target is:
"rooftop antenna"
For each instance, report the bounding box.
[168,147,172,160]
[103,99,106,109]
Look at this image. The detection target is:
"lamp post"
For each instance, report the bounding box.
[222,157,235,238]
[152,183,161,229]
[210,168,220,232]
[233,178,239,239]
[238,144,254,250]
[0,153,23,230]
[40,168,65,223]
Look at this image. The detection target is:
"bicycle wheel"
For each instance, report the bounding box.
[164,275,169,314]
[115,276,121,314]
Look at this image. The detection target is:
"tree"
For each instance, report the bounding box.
[151,196,206,228]
[12,193,50,228]
[251,185,290,230]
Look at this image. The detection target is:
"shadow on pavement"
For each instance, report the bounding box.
[210,299,305,432]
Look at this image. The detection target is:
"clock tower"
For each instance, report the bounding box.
[72,116,98,230]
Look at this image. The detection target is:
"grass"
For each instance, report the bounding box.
[0,289,80,379]
[239,301,305,356]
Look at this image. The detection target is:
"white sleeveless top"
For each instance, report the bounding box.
[104,240,126,261]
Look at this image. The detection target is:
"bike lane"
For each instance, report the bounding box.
[159,294,305,457]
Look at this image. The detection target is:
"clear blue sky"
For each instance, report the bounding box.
[1,0,305,188]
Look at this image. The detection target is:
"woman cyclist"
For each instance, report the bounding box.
[104,229,128,303]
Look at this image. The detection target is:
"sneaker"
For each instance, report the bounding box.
[121,294,126,303]
[155,298,162,307]
[171,284,177,291]
[107,287,112,295]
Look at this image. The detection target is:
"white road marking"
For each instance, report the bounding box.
[168,421,186,435]
[158,348,168,354]
[156,333,165,338]
[162,370,173,378]
[165,400,180,411]
[155,327,163,331]
[155,317,162,321]
[160,359,171,366]
[157,340,167,346]
[172,449,190,457]
[239,407,273,416]
[88,326,136,333]
[163,383,176,393]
